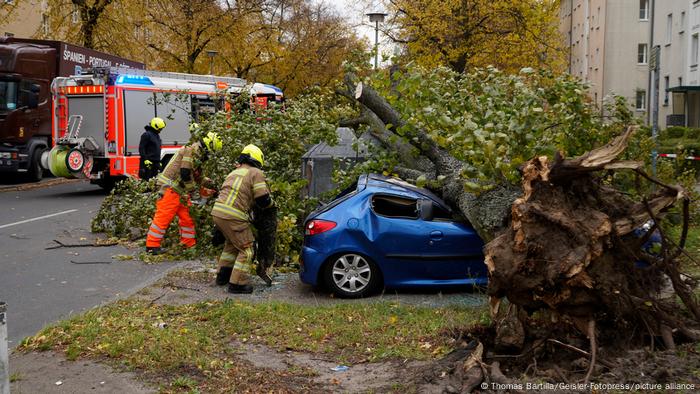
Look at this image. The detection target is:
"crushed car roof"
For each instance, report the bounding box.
[359,174,453,213]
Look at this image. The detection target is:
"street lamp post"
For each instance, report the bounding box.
[206,50,218,75]
[367,12,387,70]
[0,302,8,394]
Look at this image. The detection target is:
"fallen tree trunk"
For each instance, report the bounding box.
[344,77,520,240]
[340,73,699,389]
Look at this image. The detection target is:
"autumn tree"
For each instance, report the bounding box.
[135,0,261,74]
[34,0,362,96]
[213,0,365,96]
[381,0,566,73]
[260,0,363,96]
[38,0,115,49]
[0,0,25,28]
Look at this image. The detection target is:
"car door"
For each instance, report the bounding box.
[419,199,486,281]
[367,193,428,283]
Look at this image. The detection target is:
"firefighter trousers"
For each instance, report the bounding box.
[146,187,196,248]
[212,216,255,285]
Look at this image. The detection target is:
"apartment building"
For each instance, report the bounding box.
[0,0,44,38]
[659,0,700,128]
[560,0,651,115]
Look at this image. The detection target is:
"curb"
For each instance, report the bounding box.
[0,178,83,193]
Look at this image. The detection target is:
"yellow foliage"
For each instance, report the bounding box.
[388,0,566,73]
[34,0,363,97]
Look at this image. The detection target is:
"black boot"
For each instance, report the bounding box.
[146,247,164,255]
[227,283,253,294]
[215,267,233,286]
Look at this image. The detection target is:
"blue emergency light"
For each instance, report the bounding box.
[263,84,283,95]
[115,75,154,86]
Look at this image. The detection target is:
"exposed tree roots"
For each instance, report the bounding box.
[339,76,699,391]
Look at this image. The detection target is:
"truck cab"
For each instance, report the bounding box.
[0,37,144,182]
[0,41,51,180]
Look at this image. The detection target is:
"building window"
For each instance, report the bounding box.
[664,76,670,106]
[639,0,649,21]
[692,34,699,66]
[4,32,13,37]
[681,11,686,34]
[638,43,648,64]
[667,14,673,44]
[72,6,79,24]
[41,14,49,35]
[636,90,647,111]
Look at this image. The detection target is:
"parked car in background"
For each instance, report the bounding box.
[299,174,488,298]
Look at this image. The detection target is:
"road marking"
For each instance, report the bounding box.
[0,209,78,229]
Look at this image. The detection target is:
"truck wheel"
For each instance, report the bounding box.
[27,147,47,182]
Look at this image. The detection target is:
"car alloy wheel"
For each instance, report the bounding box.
[327,253,375,297]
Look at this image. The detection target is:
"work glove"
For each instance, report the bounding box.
[199,187,218,200]
[144,159,153,167]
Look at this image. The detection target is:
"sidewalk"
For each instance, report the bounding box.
[10,352,153,394]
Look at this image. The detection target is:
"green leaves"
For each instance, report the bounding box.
[367,65,634,188]
[92,90,349,263]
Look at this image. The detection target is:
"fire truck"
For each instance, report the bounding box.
[43,67,283,189]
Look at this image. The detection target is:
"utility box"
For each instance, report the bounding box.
[301,127,377,198]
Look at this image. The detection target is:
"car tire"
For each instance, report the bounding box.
[323,253,380,298]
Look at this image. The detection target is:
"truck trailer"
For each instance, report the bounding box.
[0,37,144,181]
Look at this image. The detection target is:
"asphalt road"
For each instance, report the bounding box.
[0,180,178,347]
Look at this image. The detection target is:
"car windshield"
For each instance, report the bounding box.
[0,80,18,112]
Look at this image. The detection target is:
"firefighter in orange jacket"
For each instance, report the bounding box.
[145,132,222,254]
[212,144,273,294]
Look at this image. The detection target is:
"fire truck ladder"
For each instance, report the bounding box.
[66,115,83,140]
[87,67,248,88]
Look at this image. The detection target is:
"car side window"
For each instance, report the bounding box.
[432,203,453,221]
[371,194,418,219]
[418,199,455,222]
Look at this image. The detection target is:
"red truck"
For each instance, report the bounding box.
[0,37,144,181]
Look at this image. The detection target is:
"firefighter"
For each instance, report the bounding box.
[138,117,165,180]
[145,131,223,254]
[212,144,273,294]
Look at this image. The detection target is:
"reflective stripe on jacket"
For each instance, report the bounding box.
[157,143,200,194]
[212,165,269,222]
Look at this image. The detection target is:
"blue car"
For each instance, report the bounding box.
[299,174,488,298]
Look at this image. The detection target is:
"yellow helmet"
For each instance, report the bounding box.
[241,144,264,167]
[149,117,166,131]
[188,123,200,133]
[202,132,223,152]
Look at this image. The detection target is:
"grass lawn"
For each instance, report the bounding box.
[668,223,700,274]
[19,298,488,392]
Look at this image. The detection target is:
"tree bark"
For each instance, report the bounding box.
[343,75,519,239]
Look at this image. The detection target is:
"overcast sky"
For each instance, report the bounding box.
[329,0,393,63]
